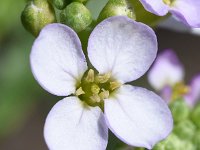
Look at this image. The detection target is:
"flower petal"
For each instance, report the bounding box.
[30,23,87,96]
[88,16,157,83]
[44,97,108,150]
[148,49,184,91]
[185,74,200,106]
[104,85,173,149]
[170,0,200,27]
[139,0,169,16]
[160,85,172,103]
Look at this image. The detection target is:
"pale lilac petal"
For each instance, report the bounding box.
[185,74,200,106]
[160,86,172,103]
[30,23,87,96]
[104,85,173,149]
[88,16,157,83]
[44,97,108,150]
[170,0,200,27]
[139,0,169,16]
[148,49,184,91]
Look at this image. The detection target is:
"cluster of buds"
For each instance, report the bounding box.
[21,0,136,36]
[152,101,200,150]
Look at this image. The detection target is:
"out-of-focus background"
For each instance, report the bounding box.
[0,0,200,149]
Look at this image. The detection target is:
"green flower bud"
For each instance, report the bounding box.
[173,120,196,141]
[153,133,182,150]
[50,0,70,10]
[73,0,88,3]
[191,103,200,128]
[98,0,135,22]
[21,0,56,36]
[180,141,196,150]
[169,99,190,123]
[194,130,200,149]
[60,2,92,32]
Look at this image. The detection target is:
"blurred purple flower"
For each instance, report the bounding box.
[30,16,173,150]
[148,49,185,91]
[148,49,200,106]
[185,75,200,106]
[160,86,172,103]
[139,0,200,27]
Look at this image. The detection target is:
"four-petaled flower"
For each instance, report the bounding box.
[148,49,200,106]
[31,16,173,150]
[139,0,200,27]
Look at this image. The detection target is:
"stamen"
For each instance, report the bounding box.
[163,0,171,5]
[91,84,100,94]
[77,69,122,107]
[95,72,111,83]
[90,94,101,103]
[174,82,190,95]
[85,69,94,82]
[99,89,110,99]
[75,87,85,96]
[110,81,122,90]
[172,82,190,100]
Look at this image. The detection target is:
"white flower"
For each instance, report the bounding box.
[30,16,173,150]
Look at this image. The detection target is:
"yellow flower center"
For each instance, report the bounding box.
[163,0,174,6]
[171,82,190,100]
[75,69,121,108]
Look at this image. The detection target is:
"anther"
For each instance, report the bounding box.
[75,87,85,96]
[85,69,94,82]
[90,94,101,103]
[99,89,109,99]
[110,81,122,90]
[95,72,111,83]
[163,0,171,5]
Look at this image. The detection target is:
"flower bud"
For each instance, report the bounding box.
[180,141,196,150]
[60,2,92,32]
[72,0,88,3]
[191,103,200,128]
[169,99,190,123]
[21,0,56,36]
[173,120,196,141]
[153,133,182,150]
[194,130,200,149]
[98,0,135,22]
[50,0,70,10]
